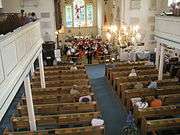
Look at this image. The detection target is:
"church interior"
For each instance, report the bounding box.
[0,0,180,135]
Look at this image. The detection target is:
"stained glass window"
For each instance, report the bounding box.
[86,5,93,26]
[65,0,94,27]
[65,5,73,27]
[73,0,85,27]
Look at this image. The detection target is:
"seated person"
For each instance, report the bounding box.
[70,85,80,95]
[70,64,78,71]
[126,111,134,125]
[134,97,149,109]
[128,69,137,77]
[145,61,154,66]
[134,82,144,89]
[111,57,115,62]
[91,118,104,127]
[147,78,158,89]
[150,95,162,108]
[79,95,92,103]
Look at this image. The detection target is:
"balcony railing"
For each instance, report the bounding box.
[154,16,180,48]
[0,20,43,120]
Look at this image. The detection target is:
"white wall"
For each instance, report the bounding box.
[0,0,2,8]
[1,0,56,41]
[112,0,168,51]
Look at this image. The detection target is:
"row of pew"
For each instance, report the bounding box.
[105,61,180,135]
[4,64,105,135]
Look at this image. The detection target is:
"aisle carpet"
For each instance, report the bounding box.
[86,64,127,135]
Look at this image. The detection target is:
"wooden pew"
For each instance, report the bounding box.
[21,93,95,105]
[113,70,160,90]
[107,65,154,80]
[42,65,85,71]
[12,112,101,131]
[109,69,158,85]
[115,74,171,92]
[31,79,90,88]
[134,104,180,123]
[141,116,180,135]
[17,102,98,116]
[134,94,180,124]
[105,61,146,76]
[32,74,88,82]
[160,93,180,105]
[4,126,105,135]
[117,79,177,98]
[31,85,92,96]
[123,85,180,109]
[34,69,86,76]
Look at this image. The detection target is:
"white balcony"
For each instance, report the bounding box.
[154,16,180,49]
[0,21,43,120]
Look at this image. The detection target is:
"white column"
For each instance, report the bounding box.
[24,75,37,131]
[155,43,160,69]
[38,52,46,88]
[158,45,165,80]
[31,64,35,77]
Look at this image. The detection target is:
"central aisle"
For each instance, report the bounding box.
[86,64,127,135]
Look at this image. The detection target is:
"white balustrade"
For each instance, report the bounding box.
[154,16,180,49]
[0,21,43,121]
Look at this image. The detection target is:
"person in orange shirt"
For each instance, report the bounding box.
[150,95,162,108]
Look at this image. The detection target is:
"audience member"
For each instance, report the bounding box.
[147,78,158,89]
[27,12,33,22]
[70,63,78,71]
[128,69,137,77]
[31,12,37,21]
[134,82,143,89]
[70,85,80,95]
[150,95,162,108]
[79,95,92,103]
[134,97,149,109]
[91,118,104,127]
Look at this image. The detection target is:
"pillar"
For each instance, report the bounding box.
[155,43,160,69]
[38,52,46,88]
[158,45,165,80]
[30,63,35,77]
[24,75,37,131]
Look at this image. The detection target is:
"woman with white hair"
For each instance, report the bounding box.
[128,68,137,77]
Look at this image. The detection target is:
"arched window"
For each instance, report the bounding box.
[73,0,85,27]
[65,0,94,27]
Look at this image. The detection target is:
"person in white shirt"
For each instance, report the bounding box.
[134,97,149,109]
[91,118,104,127]
[70,64,78,71]
[79,95,92,103]
[128,69,137,77]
